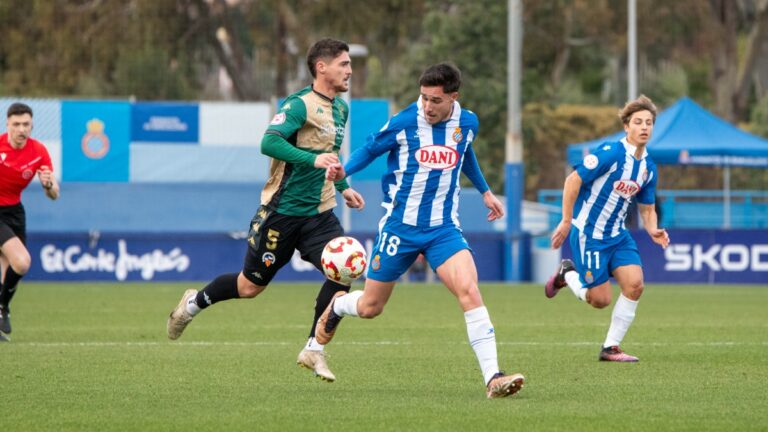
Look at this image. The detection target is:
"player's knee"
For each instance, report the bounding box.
[238,281,264,298]
[11,255,31,275]
[587,294,612,309]
[623,281,644,300]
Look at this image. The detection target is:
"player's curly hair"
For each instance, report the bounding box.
[619,95,657,125]
[306,38,350,78]
[419,63,462,93]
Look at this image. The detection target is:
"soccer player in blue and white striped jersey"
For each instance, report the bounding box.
[547,95,670,362]
[317,63,525,398]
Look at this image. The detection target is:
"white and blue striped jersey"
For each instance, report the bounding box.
[572,138,658,240]
[344,97,490,228]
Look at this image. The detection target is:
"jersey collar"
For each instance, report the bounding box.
[310,84,335,103]
[621,137,648,160]
[415,96,462,124]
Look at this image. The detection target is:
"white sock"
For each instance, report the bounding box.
[565,271,588,302]
[464,306,500,385]
[603,294,638,348]
[333,290,364,317]
[185,295,201,316]
[304,337,324,351]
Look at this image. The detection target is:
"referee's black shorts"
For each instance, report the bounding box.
[242,208,343,286]
[0,203,26,246]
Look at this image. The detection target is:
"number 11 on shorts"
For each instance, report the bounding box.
[585,250,600,269]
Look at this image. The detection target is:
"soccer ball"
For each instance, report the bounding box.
[321,236,367,285]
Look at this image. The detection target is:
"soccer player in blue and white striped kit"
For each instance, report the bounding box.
[547,95,670,362]
[316,63,525,398]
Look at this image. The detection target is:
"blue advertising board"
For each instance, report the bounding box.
[62,101,130,182]
[131,102,199,143]
[25,232,505,282]
[26,230,766,283]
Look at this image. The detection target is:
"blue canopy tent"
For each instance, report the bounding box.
[567,97,768,227]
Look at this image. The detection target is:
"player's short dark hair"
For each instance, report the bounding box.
[619,94,657,124]
[419,63,462,93]
[7,102,33,118]
[306,38,350,78]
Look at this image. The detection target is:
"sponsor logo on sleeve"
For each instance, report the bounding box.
[270,113,286,125]
[583,154,598,170]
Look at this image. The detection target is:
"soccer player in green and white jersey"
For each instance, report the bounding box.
[167,38,365,382]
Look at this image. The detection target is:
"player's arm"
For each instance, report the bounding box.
[37,144,58,200]
[461,145,503,221]
[261,98,338,168]
[639,203,669,249]
[262,134,334,167]
[551,171,582,249]
[461,145,489,193]
[636,167,669,249]
[342,120,398,178]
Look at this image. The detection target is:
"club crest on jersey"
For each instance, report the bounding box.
[262,252,276,267]
[613,179,640,199]
[417,145,458,170]
[452,127,463,143]
[81,118,110,159]
[22,169,34,179]
[270,113,286,125]
[642,169,649,182]
[371,255,381,271]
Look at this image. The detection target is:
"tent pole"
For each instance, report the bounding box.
[628,0,637,100]
[724,165,731,228]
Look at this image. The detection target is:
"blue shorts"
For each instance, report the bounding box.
[568,229,641,288]
[367,218,470,282]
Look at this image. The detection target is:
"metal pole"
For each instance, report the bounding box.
[724,165,731,228]
[505,0,525,281]
[340,44,368,232]
[628,0,638,100]
[341,86,352,232]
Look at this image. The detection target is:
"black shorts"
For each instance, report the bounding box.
[0,204,26,246]
[242,206,344,285]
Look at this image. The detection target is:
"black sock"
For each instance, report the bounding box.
[195,273,239,310]
[0,267,23,307]
[309,279,350,338]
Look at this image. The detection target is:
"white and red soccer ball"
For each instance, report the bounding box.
[321,236,367,285]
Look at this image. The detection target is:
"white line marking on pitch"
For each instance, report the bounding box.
[12,341,768,347]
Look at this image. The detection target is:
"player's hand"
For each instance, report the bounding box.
[342,188,365,210]
[314,153,340,169]
[326,163,346,181]
[38,165,54,189]
[649,228,670,249]
[550,220,571,249]
[482,191,504,221]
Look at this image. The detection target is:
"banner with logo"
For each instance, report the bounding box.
[131,102,199,143]
[563,229,768,284]
[29,229,766,283]
[62,101,130,182]
[25,232,505,282]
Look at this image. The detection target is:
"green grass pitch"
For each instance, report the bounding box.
[2,282,766,431]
